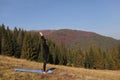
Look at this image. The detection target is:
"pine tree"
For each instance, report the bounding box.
[38,51,43,62]
[102,51,108,69]
[21,32,40,61]
[0,25,2,54]
[49,43,59,64]
[84,47,95,69]
[6,27,14,56]
[62,46,67,65]
[21,32,30,59]
[1,25,13,56]
[84,52,90,68]
[30,32,40,61]
[1,24,6,55]
[58,45,67,65]
[117,45,120,69]
[15,29,25,58]
[106,53,114,70]
[113,45,120,69]
[47,40,55,64]
[12,27,19,57]
[73,48,84,67]
[93,48,104,69]
[38,36,43,62]
[66,48,73,66]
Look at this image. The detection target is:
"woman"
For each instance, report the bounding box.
[39,32,49,72]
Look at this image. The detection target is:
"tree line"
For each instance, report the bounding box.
[0,24,120,70]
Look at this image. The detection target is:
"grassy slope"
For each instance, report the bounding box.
[0,55,120,80]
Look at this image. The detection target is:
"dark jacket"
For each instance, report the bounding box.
[41,36,49,60]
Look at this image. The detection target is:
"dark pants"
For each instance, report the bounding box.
[43,59,47,72]
[43,52,48,72]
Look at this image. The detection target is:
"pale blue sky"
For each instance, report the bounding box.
[0,0,120,39]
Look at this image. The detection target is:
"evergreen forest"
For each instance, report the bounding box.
[0,24,120,70]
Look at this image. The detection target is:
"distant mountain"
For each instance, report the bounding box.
[39,29,120,50]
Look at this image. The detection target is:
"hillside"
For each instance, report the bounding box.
[40,29,120,50]
[0,55,120,80]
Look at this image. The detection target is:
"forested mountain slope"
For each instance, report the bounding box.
[40,29,120,50]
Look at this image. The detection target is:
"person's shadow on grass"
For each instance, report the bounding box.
[47,68,56,71]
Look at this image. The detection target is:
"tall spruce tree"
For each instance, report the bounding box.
[48,43,59,64]
[1,24,6,55]
[21,32,40,61]
[67,48,75,66]
[66,48,72,66]
[12,27,19,57]
[106,52,114,70]
[30,32,40,61]
[84,52,90,68]
[1,25,13,56]
[93,48,104,69]
[109,48,119,69]
[118,45,120,69]
[58,45,67,65]
[21,32,31,59]
[89,47,95,69]
[74,48,84,67]
[0,25,2,54]
[47,40,55,64]
[15,29,25,58]
[102,51,108,69]
[6,27,13,56]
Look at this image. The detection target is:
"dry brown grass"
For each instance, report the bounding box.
[0,55,120,80]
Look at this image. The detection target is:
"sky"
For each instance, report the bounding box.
[0,0,120,39]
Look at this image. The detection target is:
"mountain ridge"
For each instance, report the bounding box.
[37,29,120,50]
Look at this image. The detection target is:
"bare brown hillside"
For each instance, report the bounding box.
[39,29,120,50]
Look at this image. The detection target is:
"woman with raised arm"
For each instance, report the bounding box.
[39,32,49,73]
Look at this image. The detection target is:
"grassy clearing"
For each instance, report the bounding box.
[0,55,120,80]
